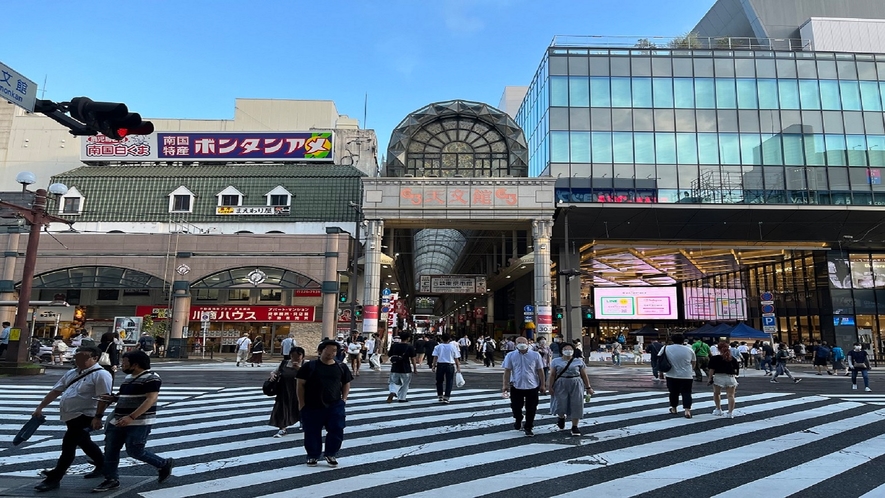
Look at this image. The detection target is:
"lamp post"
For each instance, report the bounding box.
[0,173,69,375]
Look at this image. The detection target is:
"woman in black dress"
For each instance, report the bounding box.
[98,332,120,381]
[269,346,304,437]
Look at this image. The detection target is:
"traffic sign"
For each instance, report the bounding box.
[761,304,775,314]
[523,305,534,313]
[382,288,392,296]
[762,316,776,327]
[0,60,37,112]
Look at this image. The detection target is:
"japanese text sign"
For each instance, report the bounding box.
[135,305,317,322]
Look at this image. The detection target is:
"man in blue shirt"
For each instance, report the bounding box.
[502,337,547,437]
[0,321,10,359]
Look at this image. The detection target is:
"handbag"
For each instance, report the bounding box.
[455,371,466,388]
[262,373,281,396]
[657,346,673,373]
[99,352,111,366]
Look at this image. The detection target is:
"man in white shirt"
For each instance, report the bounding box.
[0,321,10,359]
[31,346,113,492]
[431,333,462,403]
[502,337,546,436]
[279,334,295,368]
[458,335,471,364]
[235,333,252,367]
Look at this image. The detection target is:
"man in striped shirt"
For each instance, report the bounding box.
[92,350,174,492]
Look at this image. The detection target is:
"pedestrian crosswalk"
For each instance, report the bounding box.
[2,384,884,497]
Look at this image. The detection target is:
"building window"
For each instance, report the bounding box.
[193,288,219,301]
[57,187,85,216]
[63,197,81,214]
[168,186,195,213]
[172,195,191,212]
[220,194,239,206]
[228,289,250,301]
[265,186,293,207]
[259,289,282,301]
[216,186,244,207]
[97,289,120,301]
[269,194,288,206]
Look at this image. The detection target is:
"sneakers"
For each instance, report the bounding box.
[442,397,450,404]
[570,427,581,436]
[816,372,822,376]
[158,458,174,484]
[793,379,802,383]
[866,387,873,392]
[770,379,778,383]
[306,458,318,466]
[724,412,734,418]
[711,409,723,416]
[828,371,834,375]
[514,418,523,430]
[34,480,60,492]
[438,396,444,402]
[325,456,338,466]
[92,479,120,492]
[274,429,287,438]
[556,417,565,430]
[524,428,535,437]
[853,384,858,390]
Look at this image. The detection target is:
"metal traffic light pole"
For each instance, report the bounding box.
[348,202,363,334]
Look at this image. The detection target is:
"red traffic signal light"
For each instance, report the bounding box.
[68,97,154,140]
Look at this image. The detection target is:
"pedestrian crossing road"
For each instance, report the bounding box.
[2,385,885,497]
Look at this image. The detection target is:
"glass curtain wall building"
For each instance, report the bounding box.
[516,40,885,357]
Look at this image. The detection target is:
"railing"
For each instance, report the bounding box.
[552,35,813,52]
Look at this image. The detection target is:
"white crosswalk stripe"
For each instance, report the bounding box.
[2,385,884,498]
[819,393,885,405]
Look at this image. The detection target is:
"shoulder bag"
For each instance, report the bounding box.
[657,346,673,373]
[262,368,282,396]
[99,343,112,367]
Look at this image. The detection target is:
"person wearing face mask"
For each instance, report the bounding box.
[502,337,546,437]
[533,337,552,378]
[548,342,593,436]
[848,343,872,392]
[550,335,562,359]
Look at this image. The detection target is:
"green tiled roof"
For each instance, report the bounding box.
[51,164,364,223]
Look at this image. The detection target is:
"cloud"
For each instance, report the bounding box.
[441,0,491,34]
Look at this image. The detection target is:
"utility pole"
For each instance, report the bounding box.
[348,202,363,333]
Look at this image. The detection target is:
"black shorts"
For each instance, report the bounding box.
[813,356,828,366]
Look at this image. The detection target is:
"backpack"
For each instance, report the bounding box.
[657,346,673,373]
[816,346,830,359]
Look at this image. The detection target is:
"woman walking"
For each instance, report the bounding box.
[548,342,594,436]
[659,334,696,418]
[708,342,740,418]
[250,336,265,366]
[848,343,872,392]
[770,342,801,384]
[98,332,120,382]
[269,346,304,437]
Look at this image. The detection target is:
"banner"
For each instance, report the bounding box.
[82,132,334,162]
[135,305,316,322]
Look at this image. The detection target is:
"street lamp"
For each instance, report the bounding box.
[0,173,70,375]
[348,201,363,334]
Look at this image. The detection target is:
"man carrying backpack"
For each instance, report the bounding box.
[814,340,833,375]
[386,331,418,403]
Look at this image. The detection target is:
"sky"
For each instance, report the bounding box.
[2,0,714,157]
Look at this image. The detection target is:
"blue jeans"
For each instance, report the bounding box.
[300,400,346,459]
[852,368,870,388]
[435,363,455,398]
[102,423,167,480]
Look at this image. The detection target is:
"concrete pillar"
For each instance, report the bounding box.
[0,231,21,325]
[532,219,553,337]
[170,280,191,340]
[323,228,345,340]
[361,219,384,335]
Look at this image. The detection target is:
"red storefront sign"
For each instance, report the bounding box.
[135,305,317,322]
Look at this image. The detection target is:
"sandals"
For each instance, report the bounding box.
[669,407,677,414]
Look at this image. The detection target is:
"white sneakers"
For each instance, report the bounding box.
[273,429,287,438]
[866,387,873,392]
[853,384,858,390]
[711,409,723,416]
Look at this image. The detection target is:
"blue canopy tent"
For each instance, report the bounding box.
[727,322,772,340]
[684,323,732,338]
[629,324,660,336]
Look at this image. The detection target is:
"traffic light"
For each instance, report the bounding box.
[355,305,363,318]
[339,292,348,303]
[582,306,594,320]
[554,306,564,320]
[68,97,154,140]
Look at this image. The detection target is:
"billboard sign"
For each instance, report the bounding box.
[683,287,747,320]
[594,287,679,320]
[135,305,316,322]
[81,132,334,162]
[419,275,487,294]
[0,60,37,112]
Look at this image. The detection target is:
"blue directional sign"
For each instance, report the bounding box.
[762,316,776,327]
[0,60,37,112]
[382,288,391,296]
[523,305,534,313]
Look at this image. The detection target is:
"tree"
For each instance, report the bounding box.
[635,38,657,48]
[668,32,702,49]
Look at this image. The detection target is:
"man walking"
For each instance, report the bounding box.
[92,351,174,492]
[482,336,497,367]
[646,338,665,381]
[296,340,353,467]
[502,337,546,436]
[0,321,11,359]
[387,331,418,402]
[458,334,471,364]
[31,346,112,492]
[235,332,252,367]
[137,332,154,357]
[691,338,711,381]
[814,340,833,375]
[280,333,295,365]
[431,333,462,403]
[760,341,775,375]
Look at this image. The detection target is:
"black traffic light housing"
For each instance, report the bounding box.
[68,97,154,140]
[554,306,564,320]
[355,305,363,318]
[582,306,594,320]
[339,292,348,303]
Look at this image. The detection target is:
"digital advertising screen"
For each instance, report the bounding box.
[593,287,679,320]
[683,287,747,320]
